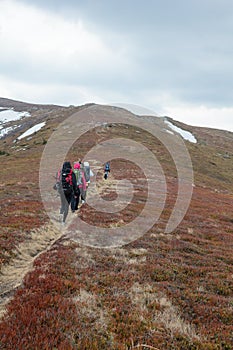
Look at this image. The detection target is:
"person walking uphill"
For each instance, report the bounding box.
[74,162,87,205]
[58,161,78,223]
[104,161,110,180]
[80,163,87,203]
[73,162,81,210]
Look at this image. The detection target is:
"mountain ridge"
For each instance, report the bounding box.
[0,96,64,111]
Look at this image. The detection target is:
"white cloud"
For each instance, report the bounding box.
[0,1,98,58]
[0,0,233,132]
[0,0,132,82]
[0,74,107,106]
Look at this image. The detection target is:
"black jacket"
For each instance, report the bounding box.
[71,171,78,195]
[61,162,78,195]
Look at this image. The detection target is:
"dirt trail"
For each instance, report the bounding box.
[0,222,65,319]
[0,162,105,319]
[0,175,201,343]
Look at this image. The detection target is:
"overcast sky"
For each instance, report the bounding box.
[0,0,233,131]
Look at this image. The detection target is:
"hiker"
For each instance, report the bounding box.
[104,161,110,180]
[56,161,78,223]
[73,161,87,205]
[83,161,94,187]
[73,162,82,210]
[84,161,91,185]
[78,162,87,204]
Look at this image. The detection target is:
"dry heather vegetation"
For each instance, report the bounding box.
[0,103,233,349]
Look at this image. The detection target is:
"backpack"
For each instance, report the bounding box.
[61,168,73,193]
[84,162,90,182]
[73,169,82,186]
[105,162,110,172]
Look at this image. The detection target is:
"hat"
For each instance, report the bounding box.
[62,161,72,170]
[74,162,80,169]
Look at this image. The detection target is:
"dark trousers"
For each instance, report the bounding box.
[74,187,80,210]
[60,190,76,222]
[104,170,109,180]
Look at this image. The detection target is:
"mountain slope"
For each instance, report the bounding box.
[0,100,232,349]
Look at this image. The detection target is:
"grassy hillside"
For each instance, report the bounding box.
[0,103,232,349]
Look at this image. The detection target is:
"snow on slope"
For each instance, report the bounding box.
[0,108,32,139]
[0,125,20,138]
[164,119,197,143]
[17,122,46,140]
[0,109,30,124]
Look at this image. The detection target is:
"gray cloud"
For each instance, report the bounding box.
[0,0,233,130]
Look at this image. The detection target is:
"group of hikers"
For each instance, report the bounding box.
[54,160,110,223]
[54,160,91,223]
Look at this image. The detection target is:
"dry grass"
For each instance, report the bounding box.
[0,222,64,318]
[130,283,200,340]
[0,104,233,349]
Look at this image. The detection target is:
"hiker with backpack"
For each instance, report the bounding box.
[79,162,87,204]
[55,161,78,223]
[104,161,110,180]
[84,161,94,188]
[74,161,87,205]
[73,162,82,210]
[83,161,90,185]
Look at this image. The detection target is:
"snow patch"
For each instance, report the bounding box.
[0,125,19,138]
[163,128,174,135]
[17,122,46,140]
[164,119,197,143]
[0,109,30,124]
